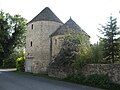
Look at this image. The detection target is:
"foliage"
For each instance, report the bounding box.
[0,11,26,67]
[67,33,91,69]
[1,50,22,68]
[2,58,16,68]
[63,74,120,90]
[99,16,120,63]
[50,32,91,70]
[63,74,86,84]
[16,51,25,72]
[91,40,104,63]
[73,47,92,69]
[85,74,111,88]
[62,33,85,67]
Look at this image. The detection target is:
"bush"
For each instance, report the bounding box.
[2,59,16,68]
[63,74,120,90]
[16,57,25,72]
[85,74,111,89]
[63,74,86,84]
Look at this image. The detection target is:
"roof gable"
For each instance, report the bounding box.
[51,18,84,36]
[28,7,63,24]
[65,18,82,32]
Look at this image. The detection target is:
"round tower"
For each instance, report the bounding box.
[25,7,63,73]
[50,18,90,60]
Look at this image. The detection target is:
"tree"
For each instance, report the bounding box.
[99,16,120,63]
[16,50,25,72]
[91,40,104,63]
[0,11,26,67]
[49,32,91,70]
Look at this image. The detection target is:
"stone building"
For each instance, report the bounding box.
[25,7,90,73]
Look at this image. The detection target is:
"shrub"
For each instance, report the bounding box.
[16,57,25,72]
[109,83,120,90]
[2,59,16,68]
[63,74,86,84]
[63,74,120,90]
[85,74,111,89]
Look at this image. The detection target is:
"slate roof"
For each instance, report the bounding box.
[28,7,63,24]
[51,18,89,37]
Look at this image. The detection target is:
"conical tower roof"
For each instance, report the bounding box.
[65,17,82,32]
[28,7,63,24]
[51,18,86,36]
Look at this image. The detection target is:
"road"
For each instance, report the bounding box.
[0,69,102,90]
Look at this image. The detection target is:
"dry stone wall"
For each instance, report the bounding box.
[48,64,120,84]
[82,64,120,83]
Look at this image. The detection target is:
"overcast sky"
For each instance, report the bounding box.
[0,0,120,44]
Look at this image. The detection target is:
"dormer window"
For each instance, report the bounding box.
[31,24,33,29]
[30,41,32,47]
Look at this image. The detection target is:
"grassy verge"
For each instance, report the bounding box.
[14,71,120,90]
[63,74,120,90]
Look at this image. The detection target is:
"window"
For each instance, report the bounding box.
[55,39,57,45]
[30,41,32,47]
[31,24,33,29]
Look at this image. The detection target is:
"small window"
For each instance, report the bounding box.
[30,41,32,47]
[31,24,33,29]
[55,39,57,45]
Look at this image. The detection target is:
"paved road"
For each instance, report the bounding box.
[0,69,102,90]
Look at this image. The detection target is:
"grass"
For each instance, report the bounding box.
[14,71,120,90]
[62,74,120,90]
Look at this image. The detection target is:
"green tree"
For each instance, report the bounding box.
[49,32,91,70]
[91,40,104,63]
[99,16,120,63]
[0,11,26,67]
[16,50,25,72]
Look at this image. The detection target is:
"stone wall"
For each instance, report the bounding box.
[51,35,64,60]
[82,64,120,83]
[48,66,73,78]
[48,64,120,83]
[25,21,63,73]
